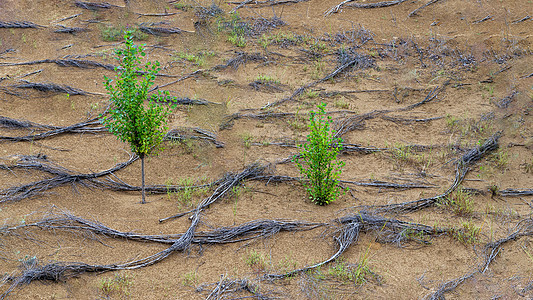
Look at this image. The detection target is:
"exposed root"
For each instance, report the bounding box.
[0,117,106,142]
[408,0,445,17]
[499,189,533,197]
[0,155,138,203]
[0,59,116,70]
[370,133,501,214]
[139,23,193,36]
[0,21,45,28]
[74,1,117,10]
[425,218,533,299]
[265,213,448,279]
[165,127,225,148]
[159,163,269,222]
[213,52,268,71]
[11,80,92,96]
[325,0,408,16]
[197,274,275,299]
[53,25,89,34]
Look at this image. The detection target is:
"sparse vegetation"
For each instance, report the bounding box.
[438,188,474,216]
[98,273,134,298]
[452,221,481,244]
[182,270,200,287]
[244,250,267,271]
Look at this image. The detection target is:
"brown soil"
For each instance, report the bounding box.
[1,0,532,299]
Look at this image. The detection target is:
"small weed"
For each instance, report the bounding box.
[98,272,134,297]
[445,114,458,129]
[287,108,307,131]
[218,13,249,47]
[334,99,349,109]
[242,133,254,149]
[182,270,199,287]
[452,221,481,244]
[305,90,319,99]
[174,3,193,11]
[310,60,326,80]
[328,256,371,284]
[438,188,474,216]
[174,52,206,67]
[489,150,509,170]
[391,143,412,162]
[258,32,305,48]
[255,74,280,84]
[277,255,298,273]
[310,41,329,53]
[244,250,267,271]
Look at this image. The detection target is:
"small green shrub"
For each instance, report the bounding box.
[452,221,481,244]
[244,250,267,271]
[98,272,134,297]
[438,188,474,216]
[294,102,345,205]
[182,271,199,287]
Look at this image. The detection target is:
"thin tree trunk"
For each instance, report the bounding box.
[141,153,146,204]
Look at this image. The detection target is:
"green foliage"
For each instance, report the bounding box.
[294,103,345,205]
[244,250,267,271]
[452,221,481,244]
[328,256,371,284]
[438,188,474,216]
[99,272,134,297]
[182,271,199,287]
[101,31,172,157]
[255,74,280,84]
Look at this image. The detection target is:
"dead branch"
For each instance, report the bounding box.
[0,117,106,142]
[11,80,91,96]
[0,59,116,70]
[408,0,444,17]
[325,0,408,16]
[139,25,192,36]
[53,13,82,24]
[213,52,268,71]
[159,163,269,222]
[0,155,138,203]
[53,25,89,34]
[495,91,518,109]
[339,179,435,190]
[263,54,376,109]
[197,275,275,299]
[165,127,225,148]
[0,21,45,28]
[426,219,533,299]
[499,189,533,197]
[370,133,500,214]
[0,116,56,130]
[229,0,309,12]
[265,213,448,279]
[381,115,443,124]
[74,1,117,10]
[2,208,322,246]
[472,15,492,24]
[511,15,531,24]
